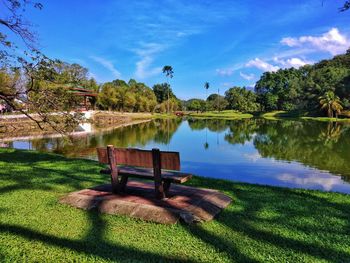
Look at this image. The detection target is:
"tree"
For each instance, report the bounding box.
[340,1,350,11]
[204,82,209,111]
[319,91,343,118]
[152,83,175,103]
[187,99,206,112]
[0,1,86,133]
[206,93,228,111]
[255,68,303,111]
[129,80,157,112]
[97,83,118,111]
[225,87,259,112]
[97,79,158,112]
[162,65,174,114]
[0,0,43,64]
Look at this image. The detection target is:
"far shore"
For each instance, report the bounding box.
[1,109,350,142]
[0,111,154,141]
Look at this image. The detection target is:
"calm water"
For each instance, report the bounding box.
[4,118,350,194]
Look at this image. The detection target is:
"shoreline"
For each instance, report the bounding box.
[0,112,153,142]
[0,119,151,143]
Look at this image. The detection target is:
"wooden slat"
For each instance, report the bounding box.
[96,147,180,171]
[100,166,192,184]
[97,147,109,163]
[115,148,153,168]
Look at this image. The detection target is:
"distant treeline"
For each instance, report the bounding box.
[187,49,350,117]
[1,50,349,116]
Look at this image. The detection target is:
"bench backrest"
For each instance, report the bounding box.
[96,146,180,171]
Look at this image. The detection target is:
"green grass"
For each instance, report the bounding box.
[187,110,253,119]
[1,148,350,262]
[261,110,350,122]
[301,116,350,122]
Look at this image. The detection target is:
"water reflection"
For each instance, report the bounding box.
[4,118,350,193]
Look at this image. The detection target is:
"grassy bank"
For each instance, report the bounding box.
[187,110,253,119]
[0,148,350,262]
[261,110,350,122]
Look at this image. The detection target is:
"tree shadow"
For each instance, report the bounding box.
[184,178,350,262]
[0,149,106,195]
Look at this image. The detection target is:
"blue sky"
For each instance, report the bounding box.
[25,0,350,99]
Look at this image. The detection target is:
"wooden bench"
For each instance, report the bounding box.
[96,145,192,199]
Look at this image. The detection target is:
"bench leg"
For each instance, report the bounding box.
[155,181,165,199]
[119,175,128,192]
[155,180,172,199]
[163,180,172,197]
[111,170,120,194]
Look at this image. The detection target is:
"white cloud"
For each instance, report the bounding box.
[135,56,162,79]
[87,72,98,80]
[216,68,234,76]
[281,28,350,56]
[273,57,313,68]
[133,43,164,79]
[239,72,255,81]
[221,82,234,87]
[246,58,279,72]
[277,173,342,191]
[243,152,261,162]
[90,56,121,78]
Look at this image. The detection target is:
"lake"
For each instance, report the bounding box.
[4,118,350,194]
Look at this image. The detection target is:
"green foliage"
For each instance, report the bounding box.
[97,79,157,112]
[319,91,343,118]
[155,98,181,113]
[186,98,206,112]
[225,87,260,112]
[152,83,176,103]
[255,51,350,113]
[187,110,253,119]
[162,65,174,79]
[255,68,303,111]
[207,95,229,112]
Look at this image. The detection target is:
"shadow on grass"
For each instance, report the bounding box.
[186,177,350,262]
[0,221,191,262]
[1,149,350,262]
[0,149,105,194]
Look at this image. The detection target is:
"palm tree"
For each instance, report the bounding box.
[162,65,174,114]
[204,82,209,112]
[319,91,343,118]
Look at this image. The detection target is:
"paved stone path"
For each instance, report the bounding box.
[60,180,232,224]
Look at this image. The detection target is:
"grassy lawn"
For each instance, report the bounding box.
[261,111,350,122]
[187,110,253,119]
[1,148,350,262]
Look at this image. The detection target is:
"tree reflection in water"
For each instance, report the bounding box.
[7,117,350,186]
[188,118,350,182]
[29,118,182,159]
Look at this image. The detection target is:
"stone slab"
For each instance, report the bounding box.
[59,180,232,224]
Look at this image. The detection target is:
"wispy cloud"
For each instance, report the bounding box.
[87,71,98,80]
[133,43,164,79]
[135,56,162,79]
[221,82,234,88]
[239,72,255,81]
[281,28,350,56]
[105,1,248,79]
[216,68,234,76]
[90,56,121,79]
[246,58,279,72]
[273,57,313,68]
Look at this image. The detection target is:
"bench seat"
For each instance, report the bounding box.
[101,166,192,184]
